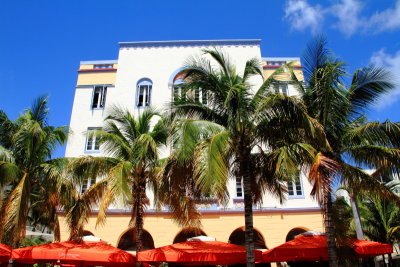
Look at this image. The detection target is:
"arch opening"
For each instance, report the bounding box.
[117,228,155,251]
[173,227,207,244]
[82,230,94,236]
[228,226,267,249]
[285,227,309,242]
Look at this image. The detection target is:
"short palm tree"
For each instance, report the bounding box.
[0,96,69,247]
[289,36,400,266]
[168,49,334,267]
[68,107,171,252]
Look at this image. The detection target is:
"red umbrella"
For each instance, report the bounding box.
[0,244,12,265]
[11,241,136,267]
[138,241,263,265]
[263,235,393,262]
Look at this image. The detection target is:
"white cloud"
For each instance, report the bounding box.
[370,49,400,110]
[368,0,400,33]
[284,0,324,33]
[329,0,364,37]
[284,0,400,36]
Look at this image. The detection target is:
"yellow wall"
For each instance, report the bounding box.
[58,211,323,249]
[77,72,117,85]
[262,60,304,81]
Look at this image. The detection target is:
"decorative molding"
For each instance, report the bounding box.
[119,39,262,49]
[57,207,321,216]
[262,57,300,62]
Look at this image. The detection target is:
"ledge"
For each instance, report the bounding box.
[78,68,117,72]
[57,207,321,216]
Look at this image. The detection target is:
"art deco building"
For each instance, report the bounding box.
[61,39,323,251]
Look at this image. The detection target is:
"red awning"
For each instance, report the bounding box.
[138,241,263,265]
[11,241,136,267]
[263,235,393,263]
[0,244,11,264]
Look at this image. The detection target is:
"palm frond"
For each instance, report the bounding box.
[308,153,341,206]
[348,65,395,116]
[193,131,231,203]
[96,161,133,227]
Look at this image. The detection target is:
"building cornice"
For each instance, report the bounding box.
[80,60,118,65]
[262,57,300,61]
[119,39,262,48]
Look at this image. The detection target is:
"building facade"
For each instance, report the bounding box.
[61,39,323,250]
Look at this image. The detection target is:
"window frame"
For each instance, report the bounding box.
[91,85,107,110]
[84,127,102,153]
[288,173,304,199]
[81,176,97,193]
[235,177,243,198]
[273,83,289,96]
[136,79,152,108]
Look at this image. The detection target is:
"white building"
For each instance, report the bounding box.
[62,39,322,249]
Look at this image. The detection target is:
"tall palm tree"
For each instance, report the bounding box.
[0,96,69,247]
[289,36,400,266]
[169,49,334,267]
[68,107,173,253]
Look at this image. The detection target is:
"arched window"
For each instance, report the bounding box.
[136,79,152,107]
[173,79,207,105]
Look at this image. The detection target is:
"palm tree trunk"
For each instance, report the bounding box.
[350,194,364,240]
[135,177,146,267]
[324,191,338,267]
[240,152,255,267]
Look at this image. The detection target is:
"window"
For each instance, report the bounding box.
[236,177,243,198]
[91,86,107,109]
[288,174,303,197]
[137,79,152,107]
[81,176,96,193]
[173,79,185,102]
[274,83,288,96]
[194,88,208,105]
[94,64,113,69]
[85,127,101,152]
[266,61,286,66]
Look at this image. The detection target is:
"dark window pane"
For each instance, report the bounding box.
[92,87,101,108]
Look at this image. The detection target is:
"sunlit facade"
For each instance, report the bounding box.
[61,39,323,250]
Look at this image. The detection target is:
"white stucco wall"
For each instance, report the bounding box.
[65,40,320,212]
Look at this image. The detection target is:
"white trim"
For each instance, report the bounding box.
[262,57,300,62]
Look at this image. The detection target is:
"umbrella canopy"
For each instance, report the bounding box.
[186,236,216,241]
[11,241,136,267]
[138,241,263,265]
[262,235,393,263]
[0,244,12,264]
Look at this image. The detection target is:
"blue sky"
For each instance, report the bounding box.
[1,0,399,158]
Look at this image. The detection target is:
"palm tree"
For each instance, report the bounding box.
[0,96,69,247]
[359,183,400,245]
[168,49,334,267]
[67,107,173,253]
[289,36,400,266]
